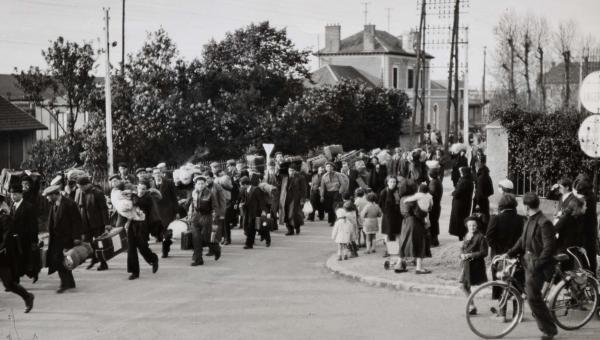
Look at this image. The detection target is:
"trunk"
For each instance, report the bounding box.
[508,38,516,102]
[563,51,571,109]
[523,43,531,110]
[583,56,590,78]
[538,47,546,111]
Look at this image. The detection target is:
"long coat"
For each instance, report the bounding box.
[75,186,109,238]
[473,166,494,222]
[0,214,20,276]
[156,178,178,227]
[459,232,488,285]
[11,200,39,277]
[47,197,83,274]
[379,187,402,236]
[428,177,443,237]
[451,155,468,186]
[240,186,267,235]
[486,209,524,258]
[449,176,474,239]
[508,211,556,279]
[279,172,307,228]
[368,164,387,195]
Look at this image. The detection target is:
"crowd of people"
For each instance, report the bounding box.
[1,141,598,340]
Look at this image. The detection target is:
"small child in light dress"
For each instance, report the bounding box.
[360,193,383,254]
[353,188,368,247]
[331,201,358,260]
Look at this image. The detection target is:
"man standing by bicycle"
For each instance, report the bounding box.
[506,192,557,340]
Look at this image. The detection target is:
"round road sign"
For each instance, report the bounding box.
[580,71,600,113]
[578,114,600,158]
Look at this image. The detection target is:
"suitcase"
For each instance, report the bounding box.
[255,216,275,232]
[93,227,128,262]
[323,145,343,161]
[1,169,24,193]
[181,230,193,250]
[63,243,93,270]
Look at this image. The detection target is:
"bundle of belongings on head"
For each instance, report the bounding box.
[173,163,204,187]
[246,155,265,173]
[449,143,468,155]
[0,169,43,195]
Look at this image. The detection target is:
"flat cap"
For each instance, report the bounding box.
[135,168,146,175]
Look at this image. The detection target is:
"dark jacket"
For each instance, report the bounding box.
[0,213,19,273]
[367,164,387,195]
[460,231,488,285]
[240,186,267,233]
[379,187,402,236]
[47,196,83,274]
[474,166,494,203]
[451,154,468,185]
[156,178,178,227]
[449,175,474,239]
[428,177,443,236]
[11,200,39,277]
[279,172,307,227]
[486,208,524,257]
[554,213,583,253]
[507,211,556,274]
[75,186,109,237]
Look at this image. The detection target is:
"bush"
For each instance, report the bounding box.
[21,132,84,177]
[496,107,596,187]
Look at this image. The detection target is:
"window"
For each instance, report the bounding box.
[392,66,399,89]
[407,68,414,89]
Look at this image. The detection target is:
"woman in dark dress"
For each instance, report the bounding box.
[379,177,401,258]
[575,177,598,277]
[459,216,488,315]
[472,160,494,231]
[397,201,432,274]
[449,167,474,241]
[554,196,585,254]
[368,157,387,196]
[188,175,222,266]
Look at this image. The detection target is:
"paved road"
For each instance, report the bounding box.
[2,220,598,340]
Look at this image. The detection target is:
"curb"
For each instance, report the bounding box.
[325,254,464,297]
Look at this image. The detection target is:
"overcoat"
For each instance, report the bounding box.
[156,178,178,227]
[486,208,524,257]
[379,187,402,236]
[428,177,443,237]
[279,172,307,227]
[12,200,39,277]
[47,197,83,274]
[449,176,474,239]
[240,186,267,235]
[459,232,488,285]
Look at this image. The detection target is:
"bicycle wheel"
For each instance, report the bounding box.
[466,281,523,339]
[549,275,599,330]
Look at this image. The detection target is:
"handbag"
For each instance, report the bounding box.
[302,201,314,215]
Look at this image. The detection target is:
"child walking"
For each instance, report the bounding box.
[354,188,368,248]
[331,201,358,260]
[459,216,488,315]
[360,193,383,254]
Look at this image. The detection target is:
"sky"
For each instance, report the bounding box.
[1,0,599,89]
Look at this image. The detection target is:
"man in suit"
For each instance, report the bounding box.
[43,185,83,293]
[153,167,178,258]
[550,178,577,223]
[506,192,557,340]
[74,176,110,271]
[281,162,308,235]
[239,176,269,249]
[9,185,39,283]
[0,195,34,313]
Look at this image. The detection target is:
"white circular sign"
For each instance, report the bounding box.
[578,114,600,158]
[580,71,600,113]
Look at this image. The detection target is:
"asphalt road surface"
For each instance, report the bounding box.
[2,220,599,340]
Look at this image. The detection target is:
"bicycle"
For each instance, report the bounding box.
[465,247,599,339]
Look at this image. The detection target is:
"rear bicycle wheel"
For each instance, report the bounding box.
[466,281,523,339]
[549,276,599,330]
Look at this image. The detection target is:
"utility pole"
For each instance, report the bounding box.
[361,2,370,25]
[104,8,114,176]
[444,0,460,149]
[121,0,125,75]
[482,46,487,122]
[462,27,469,146]
[385,7,392,33]
[410,0,427,147]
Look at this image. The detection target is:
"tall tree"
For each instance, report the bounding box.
[494,10,519,102]
[43,37,96,137]
[533,16,550,111]
[554,20,577,109]
[516,15,533,109]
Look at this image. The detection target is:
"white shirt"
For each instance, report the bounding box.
[13,199,23,212]
[561,191,572,203]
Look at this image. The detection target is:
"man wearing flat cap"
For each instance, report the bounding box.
[43,185,83,293]
[74,176,111,271]
[152,168,178,258]
[320,162,349,226]
[9,184,39,283]
[117,163,136,185]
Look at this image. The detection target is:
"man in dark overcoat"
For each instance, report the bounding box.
[506,193,557,339]
[75,176,110,271]
[43,185,83,293]
[427,168,443,247]
[239,177,268,249]
[153,167,178,258]
[280,162,307,235]
[0,198,34,313]
[9,185,39,282]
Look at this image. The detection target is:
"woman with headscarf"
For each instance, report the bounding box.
[449,167,474,241]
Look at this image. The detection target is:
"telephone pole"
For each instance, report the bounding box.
[361,2,370,25]
[104,8,114,176]
[445,0,460,149]
[482,46,487,122]
[462,27,469,146]
[410,0,427,146]
[121,0,125,75]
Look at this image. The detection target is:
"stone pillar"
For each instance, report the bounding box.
[485,119,508,205]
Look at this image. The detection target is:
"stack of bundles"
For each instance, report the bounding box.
[66,168,88,183]
[284,156,303,171]
[307,154,327,170]
[0,169,24,194]
[173,163,203,186]
[246,155,265,173]
[339,150,361,167]
[449,143,468,155]
[376,149,392,165]
[323,144,343,161]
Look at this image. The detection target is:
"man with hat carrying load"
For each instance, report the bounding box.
[280,161,307,235]
[0,191,34,313]
[320,162,349,226]
[152,165,178,258]
[43,184,83,293]
[9,184,39,283]
[74,176,111,271]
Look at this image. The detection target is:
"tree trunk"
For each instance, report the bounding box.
[523,44,531,109]
[538,47,546,111]
[508,38,516,102]
[563,51,571,109]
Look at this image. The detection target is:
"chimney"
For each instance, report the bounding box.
[397,35,403,49]
[324,24,341,53]
[363,24,376,52]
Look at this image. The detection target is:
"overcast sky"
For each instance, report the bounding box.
[1,0,599,89]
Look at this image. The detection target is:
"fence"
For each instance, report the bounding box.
[510,170,600,201]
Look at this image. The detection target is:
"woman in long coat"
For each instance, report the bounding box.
[428,168,443,247]
[279,163,307,236]
[451,150,468,187]
[575,178,598,277]
[449,167,474,241]
[472,161,494,231]
[379,177,402,256]
[397,201,432,274]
